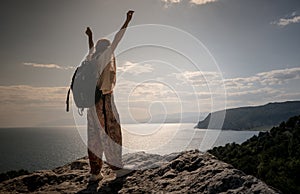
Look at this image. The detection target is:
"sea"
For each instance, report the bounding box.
[0,123,259,173]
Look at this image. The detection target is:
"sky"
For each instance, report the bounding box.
[0,0,300,127]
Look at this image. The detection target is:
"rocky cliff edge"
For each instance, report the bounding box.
[0,150,280,193]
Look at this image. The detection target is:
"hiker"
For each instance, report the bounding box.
[85,10,134,182]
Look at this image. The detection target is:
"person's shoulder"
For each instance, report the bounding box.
[86,54,93,61]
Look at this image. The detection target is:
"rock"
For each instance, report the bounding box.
[70,159,89,170]
[0,150,281,193]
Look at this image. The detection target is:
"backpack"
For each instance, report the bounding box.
[66,60,102,115]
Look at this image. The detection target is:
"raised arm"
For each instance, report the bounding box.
[93,11,134,75]
[110,10,134,52]
[85,27,94,50]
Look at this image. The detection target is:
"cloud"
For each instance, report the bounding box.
[131,82,176,99]
[277,16,300,26]
[162,0,181,3]
[271,12,300,27]
[190,0,218,5]
[161,0,217,7]
[173,67,300,92]
[174,70,222,87]
[226,87,279,98]
[117,61,154,75]
[0,85,71,127]
[23,62,74,70]
[0,85,67,107]
[161,0,181,7]
[2,67,299,127]
[220,67,300,106]
[172,67,300,109]
[223,67,300,89]
[224,67,300,107]
[116,80,180,102]
[257,67,300,85]
[224,77,257,90]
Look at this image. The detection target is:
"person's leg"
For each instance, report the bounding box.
[87,107,104,175]
[96,94,123,170]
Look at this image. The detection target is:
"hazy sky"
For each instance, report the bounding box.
[1,0,300,127]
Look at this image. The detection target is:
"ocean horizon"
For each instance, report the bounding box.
[0,123,259,173]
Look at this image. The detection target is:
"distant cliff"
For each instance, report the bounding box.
[196,101,300,130]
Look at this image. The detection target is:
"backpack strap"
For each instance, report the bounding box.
[66,67,79,113]
[66,88,71,112]
[102,94,108,134]
[70,67,78,89]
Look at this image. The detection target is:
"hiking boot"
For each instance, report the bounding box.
[89,172,103,182]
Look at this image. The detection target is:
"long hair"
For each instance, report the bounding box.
[94,39,111,56]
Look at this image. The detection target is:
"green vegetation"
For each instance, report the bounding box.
[0,169,29,183]
[197,101,300,130]
[208,115,300,194]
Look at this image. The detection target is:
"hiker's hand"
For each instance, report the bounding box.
[85,27,92,37]
[126,10,134,21]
